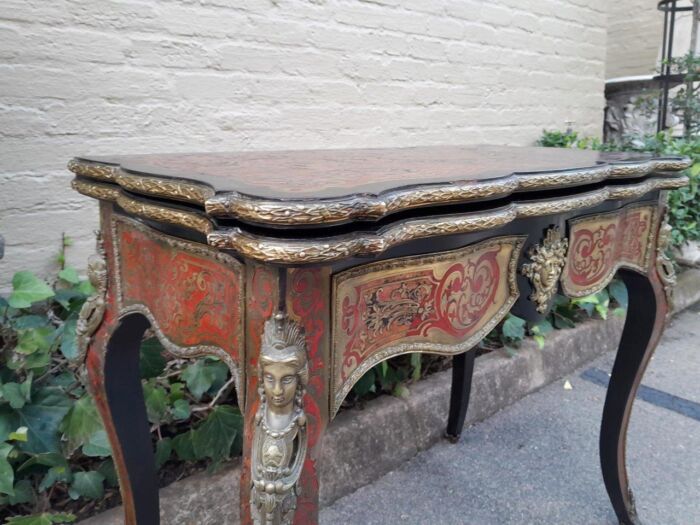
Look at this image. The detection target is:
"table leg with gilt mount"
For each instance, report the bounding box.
[599,216,676,525]
[67,146,691,525]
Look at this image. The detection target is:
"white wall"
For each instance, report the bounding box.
[606,0,664,79]
[0,0,608,288]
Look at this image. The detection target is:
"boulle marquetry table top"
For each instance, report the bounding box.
[69,145,690,525]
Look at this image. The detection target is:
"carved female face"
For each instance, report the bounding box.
[540,259,559,289]
[262,360,299,410]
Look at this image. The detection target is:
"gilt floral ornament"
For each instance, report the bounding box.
[251,312,309,525]
[522,227,569,313]
[656,215,677,309]
[75,232,108,362]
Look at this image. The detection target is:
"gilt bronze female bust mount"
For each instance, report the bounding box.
[251,312,309,525]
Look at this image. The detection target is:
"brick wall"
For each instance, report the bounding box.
[0,0,608,287]
[606,0,697,80]
[606,0,663,79]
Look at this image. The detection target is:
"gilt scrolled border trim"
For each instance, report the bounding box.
[69,156,691,227]
[68,160,214,206]
[208,176,688,264]
[72,178,121,202]
[204,158,691,225]
[115,193,214,235]
[73,178,214,234]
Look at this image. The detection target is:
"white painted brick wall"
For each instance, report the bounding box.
[0,0,608,288]
[606,0,663,79]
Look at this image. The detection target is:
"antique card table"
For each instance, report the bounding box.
[68,145,690,525]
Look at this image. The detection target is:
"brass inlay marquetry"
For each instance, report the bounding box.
[330,236,524,417]
[111,215,246,403]
[561,203,658,297]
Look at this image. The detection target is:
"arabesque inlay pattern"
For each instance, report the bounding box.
[331,236,524,416]
[561,204,657,297]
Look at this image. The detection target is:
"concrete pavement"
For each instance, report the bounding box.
[321,306,700,524]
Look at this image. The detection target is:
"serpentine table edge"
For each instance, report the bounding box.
[69,146,689,525]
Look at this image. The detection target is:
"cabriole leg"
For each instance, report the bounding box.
[445,349,476,443]
[600,270,668,525]
[86,314,159,525]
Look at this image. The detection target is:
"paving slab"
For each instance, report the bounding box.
[321,307,700,524]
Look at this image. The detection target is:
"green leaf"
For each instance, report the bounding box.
[155,438,172,468]
[380,360,389,379]
[529,318,553,337]
[595,303,608,320]
[59,395,103,455]
[68,471,105,500]
[139,338,166,379]
[172,399,191,421]
[0,443,14,496]
[76,280,94,296]
[8,271,55,309]
[0,406,19,441]
[17,387,72,454]
[12,315,49,330]
[97,459,118,487]
[410,352,421,381]
[59,318,78,360]
[182,360,228,401]
[8,478,34,505]
[172,430,196,461]
[24,350,52,370]
[6,513,76,525]
[608,280,628,310]
[502,315,526,341]
[5,515,53,525]
[53,289,87,311]
[50,514,76,524]
[18,452,68,473]
[553,312,576,329]
[192,406,242,465]
[533,334,545,350]
[58,267,80,285]
[46,371,79,389]
[1,382,30,409]
[352,368,375,397]
[15,327,55,355]
[392,383,410,399]
[39,465,72,492]
[81,430,111,457]
[143,383,169,425]
[169,382,186,402]
[205,361,229,395]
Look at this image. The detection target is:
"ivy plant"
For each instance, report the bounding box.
[0,255,243,522]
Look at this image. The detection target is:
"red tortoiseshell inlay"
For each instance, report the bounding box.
[562,204,657,296]
[332,237,523,415]
[114,217,244,362]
